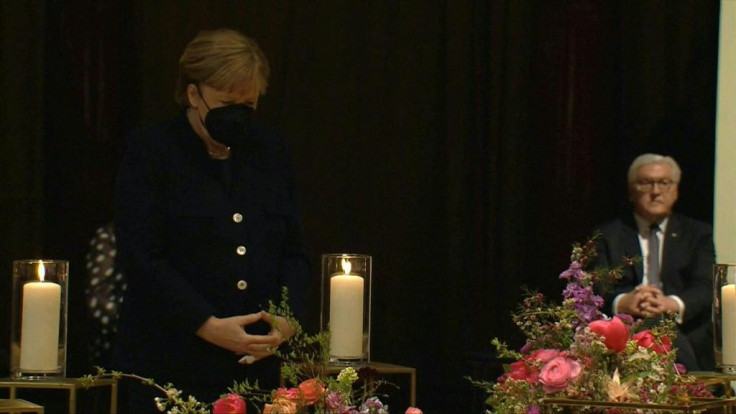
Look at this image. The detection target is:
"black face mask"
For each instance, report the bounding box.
[204,104,254,151]
[196,84,255,151]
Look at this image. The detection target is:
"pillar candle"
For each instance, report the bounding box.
[20,263,61,371]
[722,284,736,365]
[329,271,364,358]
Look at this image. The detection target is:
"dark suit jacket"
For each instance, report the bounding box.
[592,212,715,370]
[113,112,310,403]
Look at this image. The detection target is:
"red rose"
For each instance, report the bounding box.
[538,356,582,393]
[588,316,629,353]
[212,393,246,414]
[507,359,539,383]
[632,330,672,354]
[298,378,326,405]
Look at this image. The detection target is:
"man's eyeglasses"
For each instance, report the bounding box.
[634,179,677,192]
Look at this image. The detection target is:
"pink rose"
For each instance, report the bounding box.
[528,349,561,364]
[675,363,687,374]
[268,388,300,413]
[632,330,672,354]
[538,356,582,393]
[501,349,563,385]
[273,388,300,402]
[298,378,326,405]
[588,316,629,353]
[212,393,246,414]
[405,408,423,414]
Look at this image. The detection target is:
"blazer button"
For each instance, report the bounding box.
[233,213,243,223]
[236,280,248,290]
[236,246,247,255]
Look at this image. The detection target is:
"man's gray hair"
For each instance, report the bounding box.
[627,153,682,184]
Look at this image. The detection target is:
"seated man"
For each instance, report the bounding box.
[592,153,715,371]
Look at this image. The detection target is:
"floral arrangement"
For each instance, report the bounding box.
[468,237,717,413]
[83,289,422,414]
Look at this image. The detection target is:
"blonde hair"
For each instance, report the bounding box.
[627,153,682,184]
[174,29,270,106]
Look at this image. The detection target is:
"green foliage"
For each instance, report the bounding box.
[266,287,332,386]
[81,367,210,413]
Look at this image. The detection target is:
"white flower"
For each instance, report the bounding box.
[166,387,182,398]
[606,369,638,402]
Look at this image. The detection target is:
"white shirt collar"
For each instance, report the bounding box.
[633,213,669,236]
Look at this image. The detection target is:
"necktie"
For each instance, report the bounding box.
[648,224,661,287]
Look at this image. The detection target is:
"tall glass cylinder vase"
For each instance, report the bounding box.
[321,254,372,365]
[10,260,69,379]
[714,263,736,373]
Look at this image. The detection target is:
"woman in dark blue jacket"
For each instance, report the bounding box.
[114,28,310,411]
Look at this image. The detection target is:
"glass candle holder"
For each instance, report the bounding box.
[321,254,372,364]
[10,260,69,379]
[714,263,736,373]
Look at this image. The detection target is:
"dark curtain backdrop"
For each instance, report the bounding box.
[0,1,719,413]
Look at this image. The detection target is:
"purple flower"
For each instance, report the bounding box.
[559,261,584,281]
[526,405,542,414]
[615,313,635,326]
[360,396,388,414]
[562,281,604,323]
[326,390,352,413]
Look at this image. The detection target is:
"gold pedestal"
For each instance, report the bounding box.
[542,397,736,413]
[0,399,44,414]
[0,378,117,414]
[691,371,736,397]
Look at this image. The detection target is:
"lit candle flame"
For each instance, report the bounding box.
[341,258,351,275]
[37,261,45,282]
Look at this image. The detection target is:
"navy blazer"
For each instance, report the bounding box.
[592,212,715,369]
[113,112,310,400]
